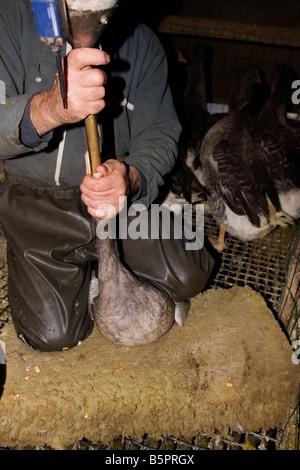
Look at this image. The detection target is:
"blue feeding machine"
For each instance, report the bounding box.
[31,0,68,107]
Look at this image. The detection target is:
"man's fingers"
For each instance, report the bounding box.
[67,48,110,71]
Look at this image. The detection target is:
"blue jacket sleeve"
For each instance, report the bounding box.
[0,0,50,157]
[19,96,53,148]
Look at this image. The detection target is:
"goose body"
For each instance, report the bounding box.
[199,81,289,250]
[160,156,209,210]
[254,64,300,220]
[90,220,189,346]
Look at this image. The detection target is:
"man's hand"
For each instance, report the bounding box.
[30,48,110,136]
[80,159,140,219]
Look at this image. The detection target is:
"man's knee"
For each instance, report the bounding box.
[13,315,93,352]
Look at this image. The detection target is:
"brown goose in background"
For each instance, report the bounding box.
[228,63,268,111]
[89,219,190,347]
[183,48,268,174]
[254,63,300,219]
[161,158,209,209]
[199,77,290,251]
[160,51,263,209]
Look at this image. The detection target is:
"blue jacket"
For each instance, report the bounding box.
[0,0,181,206]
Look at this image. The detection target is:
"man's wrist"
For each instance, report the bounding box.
[127,165,140,195]
[127,165,148,202]
[19,96,53,147]
[30,88,61,136]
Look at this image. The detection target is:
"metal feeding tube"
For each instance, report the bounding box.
[31,0,68,108]
[31,0,119,174]
[66,1,118,173]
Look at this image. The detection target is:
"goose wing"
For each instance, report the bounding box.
[254,63,299,188]
[204,121,280,227]
[255,117,297,188]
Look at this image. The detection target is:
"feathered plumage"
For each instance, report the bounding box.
[161,154,209,210]
[199,77,290,251]
[89,220,189,346]
[254,64,300,219]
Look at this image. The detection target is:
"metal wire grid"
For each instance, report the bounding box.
[2,422,295,450]
[0,265,9,331]
[277,223,300,342]
[0,428,287,450]
[204,213,295,315]
[68,428,282,450]
[164,33,300,113]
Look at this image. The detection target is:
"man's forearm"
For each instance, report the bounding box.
[30,78,66,136]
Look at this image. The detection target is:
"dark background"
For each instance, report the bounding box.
[126,0,300,109]
[126,0,300,28]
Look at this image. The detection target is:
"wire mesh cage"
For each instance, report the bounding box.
[205,214,295,313]
[158,16,300,117]
[277,223,300,343]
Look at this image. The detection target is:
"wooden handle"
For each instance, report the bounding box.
[85,113,101,175]
[83,65,101,175]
